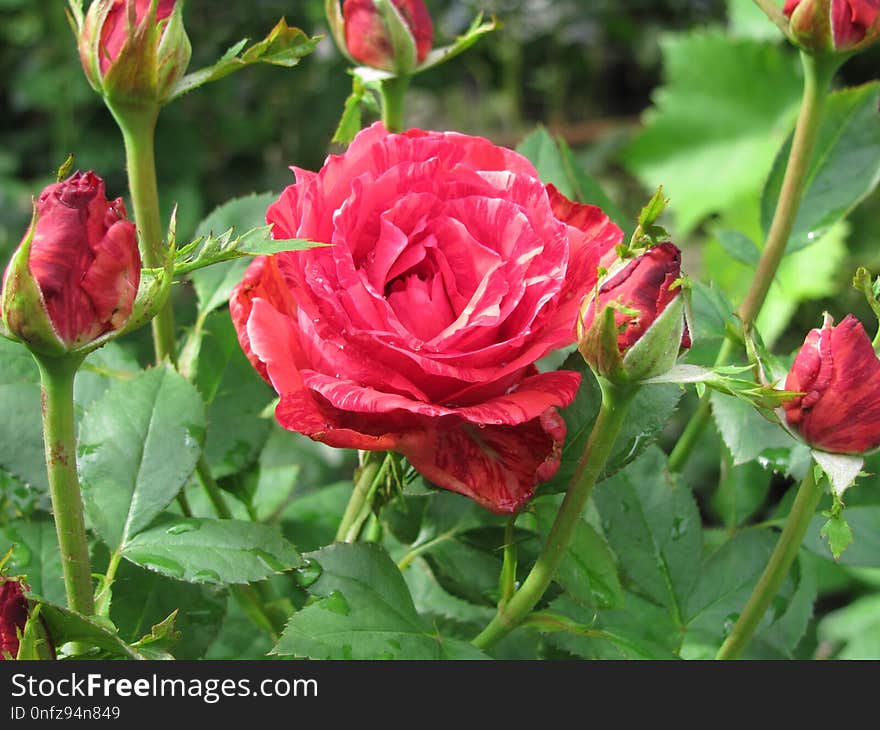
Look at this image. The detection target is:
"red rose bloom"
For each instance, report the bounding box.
[0,578,28,660]
[343,0,433,71]
[231,123,621,513]
[1,171,139,353]
[784,314,880,454]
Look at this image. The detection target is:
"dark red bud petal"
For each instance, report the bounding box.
[0,578,29,660]
[784,314,880,453]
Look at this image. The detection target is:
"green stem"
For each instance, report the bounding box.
[498,516,518,610]
[472,380,636,651]
[335,453,392,542]
[379,76,410,132]
[195,456,233,519]
[94,550,122,618]
[716,465,822,659]
[668,52,838,473]
[35,355,94,616]
[108,101,177,365]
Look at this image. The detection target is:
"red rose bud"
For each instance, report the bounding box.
[78,0,191,105]
[783,0,880,53]
[0,578,28,660]
[579,242,690,382]
[784,314,880,454]
[1,171,140,355]
[340,0,433,72]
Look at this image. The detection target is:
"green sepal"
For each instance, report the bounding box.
[374,0,418,75]
[621,293,686,382]
[15,604,55,660]
[578,304,626,381]
[0,205,66,356]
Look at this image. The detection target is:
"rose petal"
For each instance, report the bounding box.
[399,408,567,514]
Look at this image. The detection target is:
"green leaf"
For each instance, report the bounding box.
[710,390,802,466]
[403,558,495,633]
[716,229,760,267]
[540,354,682,493]
[121,515,302,585]
[170,20,320,100]
[417,13,497,73]
[78,365,206,550]
[29,596,145,659]
[171,225,319,276]
[0,340,142,494]
[533,494,622,611]
[205,594,274,659]
[516,126,626,232]
[280,481,353,553]
[623,30,801,233]
[804,506,880,566]
[818,593,880,659]
[273,543,487,659]
[820,510,854,560]
[710,452,772,529]
[593,447,702,624]
[190,192,279,316]
[540,593,680,659]
[727,0,785,40]
[684,529,775,645]
[0,519,65,606]
[761,82,880,254]
[195,313,273,478]
[110,561,227,659]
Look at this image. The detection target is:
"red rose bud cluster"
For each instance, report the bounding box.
[1,171,140,355]
[783,0,880,53]
[784,314,880,454]
[78,0,191,105]
[231,123,622,514]
[0,578,28,660]
[338,0,434,73]
[579,242,690,383]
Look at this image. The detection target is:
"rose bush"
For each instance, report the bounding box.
[231,123,621,513]
[784,313,880,454]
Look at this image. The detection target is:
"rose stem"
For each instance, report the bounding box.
[716,464,822,659]
[109,100,283,636]
[107,101,177,364]
[498,516,518,610]
[379,75,410,132]
[667,51,838,473]
[472,379,636,651]
[336,452,392,543]
[35,354,95,616]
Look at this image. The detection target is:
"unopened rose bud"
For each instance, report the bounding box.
[783,0,880,53]
[784,313,880,453]
[338,0,433,73]
[0,577,28,660]
[579,242,690,382]
[1,171,140,355]
[78,0,191,106]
